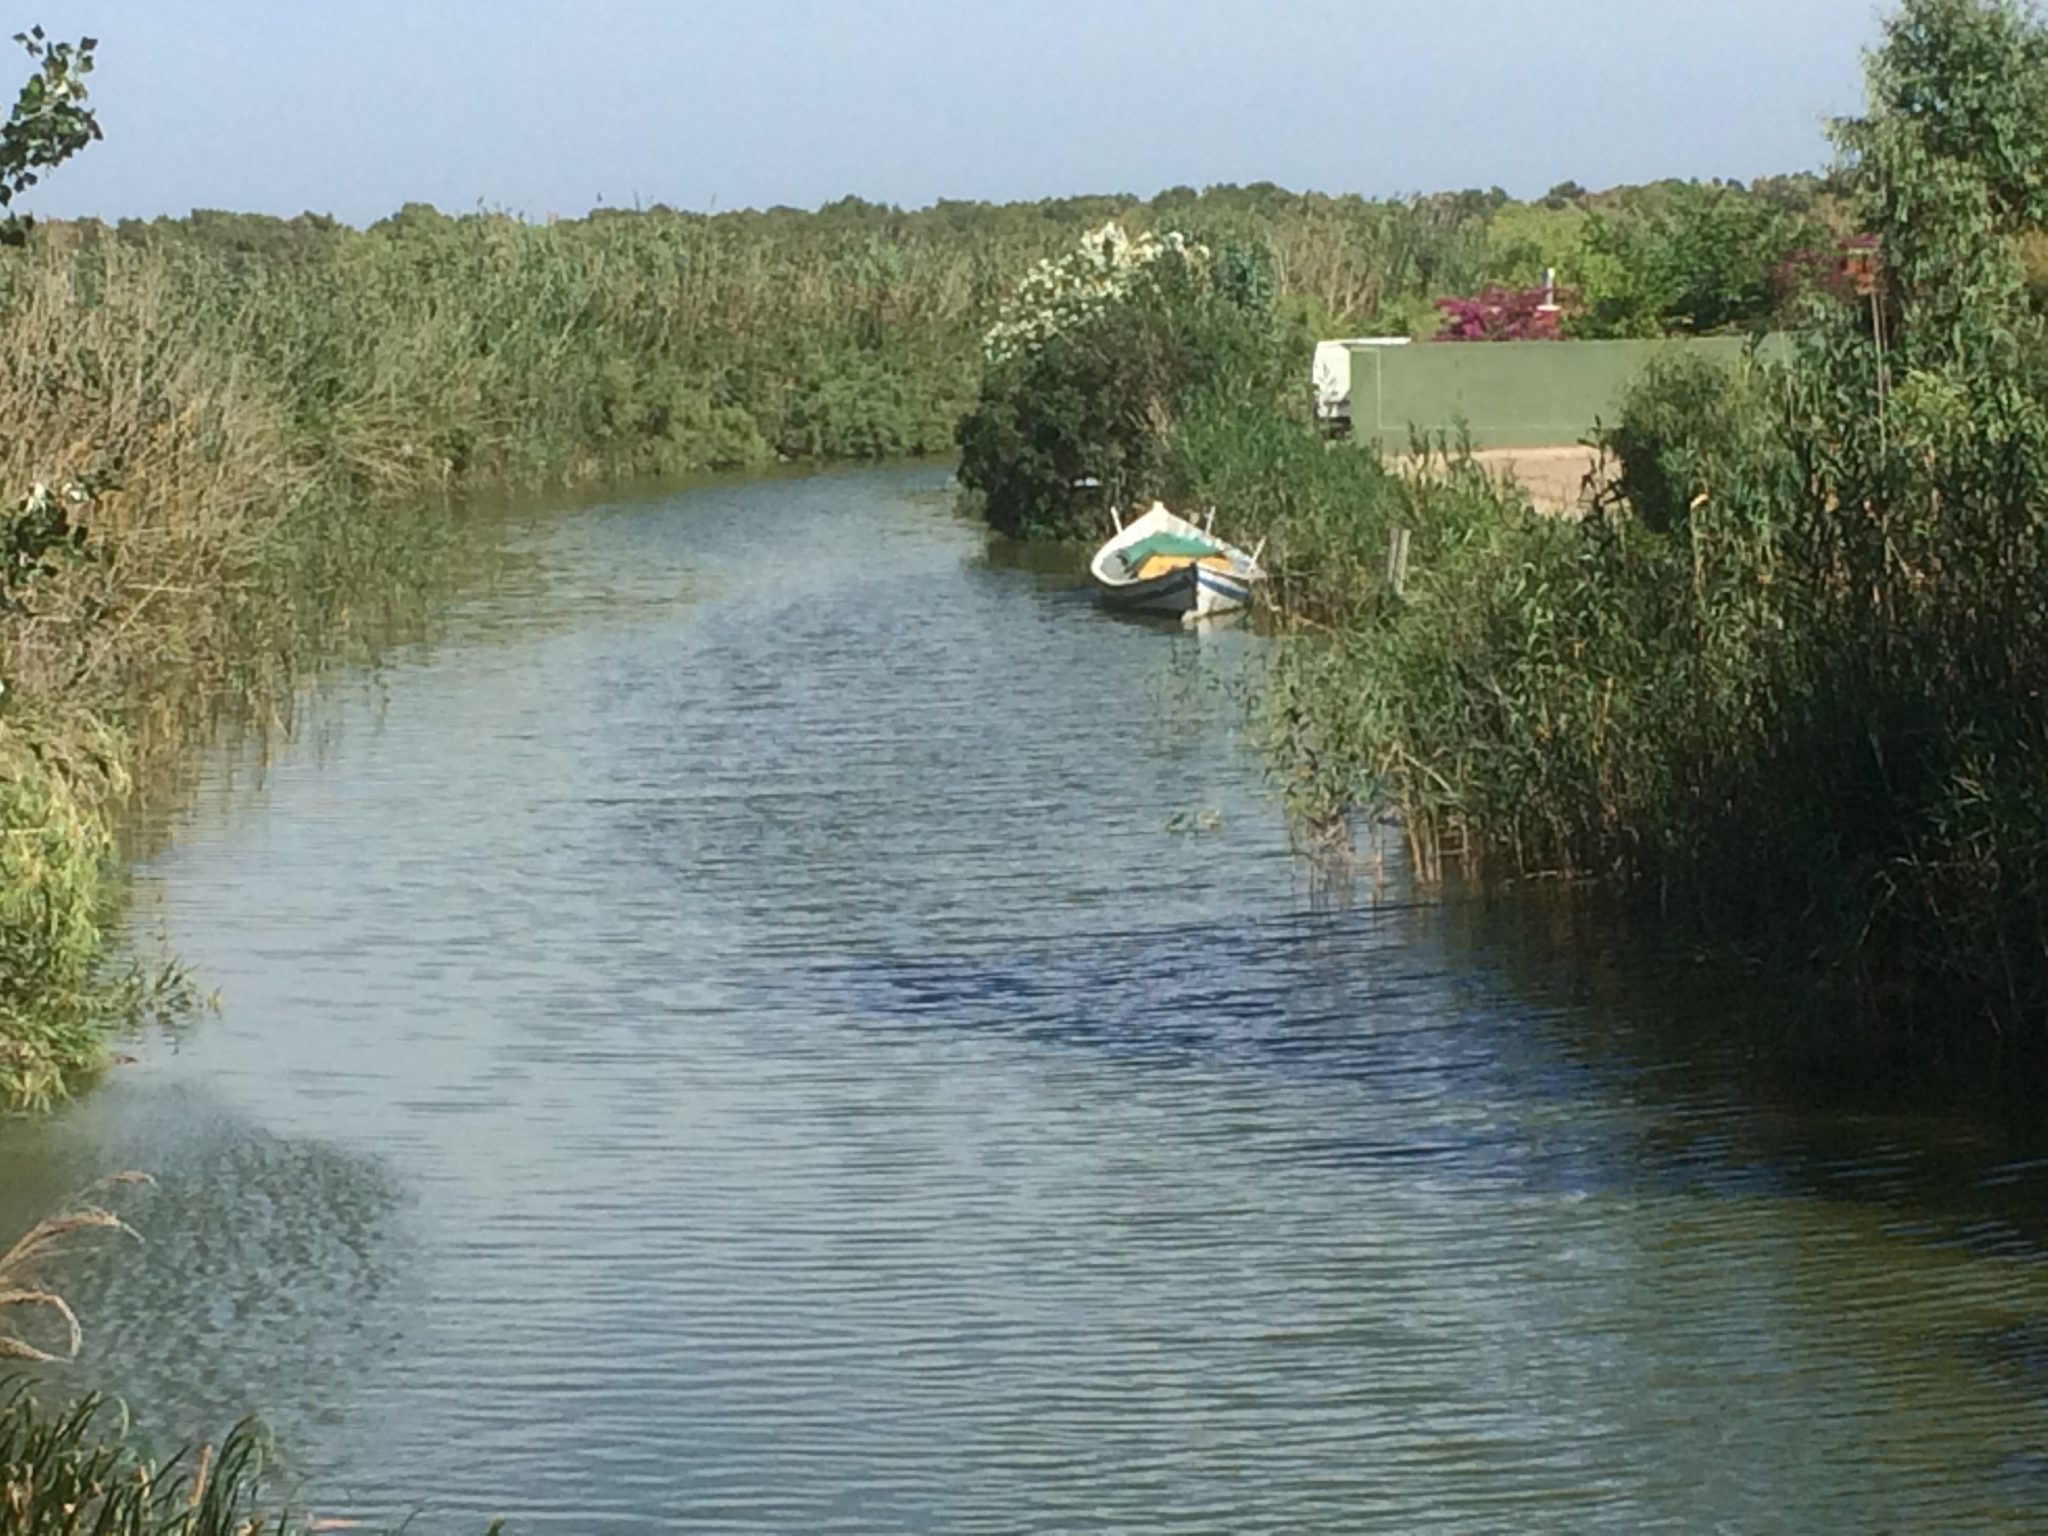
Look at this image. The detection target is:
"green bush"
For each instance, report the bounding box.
[778,355,957,461]
[956,225,1287,540]
[1602,348,1801,532]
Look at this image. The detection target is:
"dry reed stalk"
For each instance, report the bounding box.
[0,1175,150,1362]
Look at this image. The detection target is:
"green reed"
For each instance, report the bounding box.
[1249,0,2048,1059]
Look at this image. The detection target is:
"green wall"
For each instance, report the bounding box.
[1349,336,1790,451]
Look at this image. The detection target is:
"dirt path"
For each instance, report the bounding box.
[1393,445,1612,517]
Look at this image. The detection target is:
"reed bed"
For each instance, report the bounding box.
[1240,0,2048,1061]
[0,1387,276,1536]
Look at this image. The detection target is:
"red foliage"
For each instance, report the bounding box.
[1773,234,1881,309]
[1433,285,1569,342]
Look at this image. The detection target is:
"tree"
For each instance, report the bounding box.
[1575,183,1826,336]
[0,26,99,233]
[1835,0,2048,348]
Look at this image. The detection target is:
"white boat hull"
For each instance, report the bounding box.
[1098,560,1254,618]
[1088,503,1263,622]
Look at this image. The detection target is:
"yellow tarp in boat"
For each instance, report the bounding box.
[1132,552,1234,582]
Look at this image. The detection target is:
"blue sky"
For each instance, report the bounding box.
[17,1,1888,225]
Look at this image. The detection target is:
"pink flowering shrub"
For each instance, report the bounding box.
[1433,285,1569,341]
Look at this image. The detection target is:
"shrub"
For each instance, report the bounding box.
[778,356,957,461]
[957,223,1287,540]
[1574,182,1828,336]
[1601,349,1799,533]
[1433,284,1567,341]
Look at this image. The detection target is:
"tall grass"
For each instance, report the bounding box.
[1165,401,1541,861]
[0,1387,282,1536]
[0,1173,150,1365]
[0,1187,280,1533]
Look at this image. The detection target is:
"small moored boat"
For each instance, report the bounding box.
[1088,502,1264,622]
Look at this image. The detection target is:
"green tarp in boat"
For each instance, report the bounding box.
[1119,531,1221,573]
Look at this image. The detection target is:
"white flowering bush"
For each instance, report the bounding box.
[958,224,1280,539]
[982,223,1213,364]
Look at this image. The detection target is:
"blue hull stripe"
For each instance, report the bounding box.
[1098,562,1254,612]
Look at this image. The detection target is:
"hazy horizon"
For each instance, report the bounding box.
[15,0,1888,227]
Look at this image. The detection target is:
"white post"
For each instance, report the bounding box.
[1386,526,1412,598]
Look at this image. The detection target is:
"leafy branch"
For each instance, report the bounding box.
[0,25,99,233]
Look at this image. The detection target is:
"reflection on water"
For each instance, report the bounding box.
[3,465,2047,1532]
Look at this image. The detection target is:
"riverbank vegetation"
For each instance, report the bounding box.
[0,1387,281,1536]
[960,0,2048,1063]
[1338,0,2048,1061]
[1395,0,2048,1055]
[1318,0,2048,1059]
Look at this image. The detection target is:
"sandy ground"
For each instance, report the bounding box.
[1393,445,1611,517]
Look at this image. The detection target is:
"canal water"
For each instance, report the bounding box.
[5,466,2048,1532]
